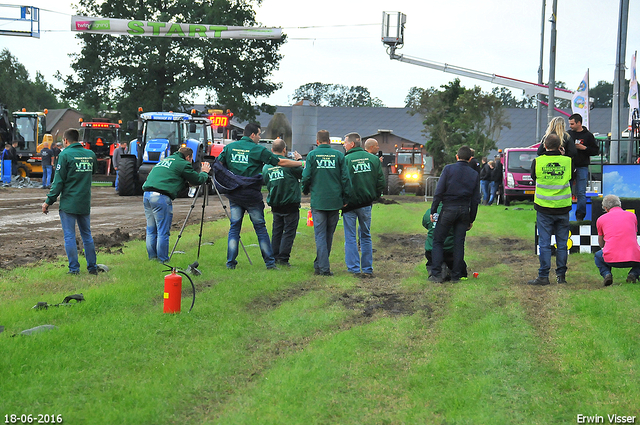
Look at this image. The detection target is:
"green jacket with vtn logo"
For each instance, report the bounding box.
[45,142,98,215]
[301,144,350,211]
[143,151,209,199]
[343,147,385,212]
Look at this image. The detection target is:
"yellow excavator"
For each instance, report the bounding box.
[11,108,49,177]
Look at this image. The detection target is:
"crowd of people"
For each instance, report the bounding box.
[36,116,640,288]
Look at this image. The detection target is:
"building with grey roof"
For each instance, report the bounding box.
[246,105,627,157]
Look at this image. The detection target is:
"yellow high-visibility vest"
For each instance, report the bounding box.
[534,155,572,208]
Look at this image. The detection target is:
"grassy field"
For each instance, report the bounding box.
[1,199,639,424]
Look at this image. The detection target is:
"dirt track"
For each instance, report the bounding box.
[0,184,427,269]
[0,186,228,269]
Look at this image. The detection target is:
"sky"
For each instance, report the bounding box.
[603,166,640,197]
[1,0,640,108]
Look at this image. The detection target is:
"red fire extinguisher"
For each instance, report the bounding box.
[307,210,314,226]
[164,269,182,313]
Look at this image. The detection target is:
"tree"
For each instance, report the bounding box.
[0,49,66,113]
[408,79,510,170]
[62,0,285,122]
[292,83,384,107]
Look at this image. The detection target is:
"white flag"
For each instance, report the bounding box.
[571,70,589,129]
[628,51,639,127]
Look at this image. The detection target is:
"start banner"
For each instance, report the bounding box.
[71,15,282,39]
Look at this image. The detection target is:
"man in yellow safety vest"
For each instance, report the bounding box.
[528,133,573,286]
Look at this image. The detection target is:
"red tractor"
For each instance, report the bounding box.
[79,118,121,176]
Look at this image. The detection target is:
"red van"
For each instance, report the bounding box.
[502,147,538,206]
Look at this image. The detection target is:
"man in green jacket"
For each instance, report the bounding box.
[218,123,302,269]
[142,147,211,262]
[301,130,350,276]
[42,129,99,275]
[263,138,303,267]
[422,205,467,280]
[343,134,385,277]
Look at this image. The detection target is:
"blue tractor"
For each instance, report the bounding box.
[118,111,206,196]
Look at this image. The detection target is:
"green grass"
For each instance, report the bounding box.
[1,200,639,424]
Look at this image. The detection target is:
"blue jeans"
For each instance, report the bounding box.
[271,209,300,263]
[312,209,340,273]
[227,201,275,268]
[575,167,589,218]
[594,250,640,277]
[489,181,499,204]
[42,165,52,187]
[431,205,470,280]
[537,211,570,278]
[143,191,173,262]
[343,206,373,274]
[59,210,97,273]
[480,180,491,204]
[115,170,120,191]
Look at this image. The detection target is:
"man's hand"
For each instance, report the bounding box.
[575,142,586,150]
[293,151,302,160]
[201,162,211,173]
[430,214,435,223]
[468,222,473,231]
[42,202,49,214]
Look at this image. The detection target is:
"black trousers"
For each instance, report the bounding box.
[425,250,468,279]
[431,205,470,280]
[271,209,300,262]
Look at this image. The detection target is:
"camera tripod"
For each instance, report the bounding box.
[167,178,253,272]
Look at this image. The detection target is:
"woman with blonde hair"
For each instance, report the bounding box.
[536,116,576,157]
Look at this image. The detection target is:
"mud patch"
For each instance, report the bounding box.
[377,233,425,263]
[337,290,432,318]
[248,285,319,311]
[93,228,132,248]
[375,197,399,205]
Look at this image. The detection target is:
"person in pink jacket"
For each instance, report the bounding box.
[595,194,640,286]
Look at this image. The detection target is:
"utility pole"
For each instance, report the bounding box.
[547,0,558,124]
[536,0,546,142]
[611,0,629,164]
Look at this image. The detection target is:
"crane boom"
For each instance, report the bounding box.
[388,52,574,101]
[382,11,574,101]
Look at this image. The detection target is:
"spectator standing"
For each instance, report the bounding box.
[301,130,350,276]
[479,159,493,205]
[568,113,599,220]
[112,141,128,193]
[536,116,577,158]
[10,140,18,175]
[594,195,640,286]
[51,142,62,181]
[468,148,481,173]
[40,141,54,188]
[489,156,502,205]
[41,129,99,275]
[343,132,385,277]
[364,138,384,163]
[2,143,14,175]
[527,134,573,285]
[262,138,303,267]
[142,147,211,262]
[429,146,480,282]
[217,123,302,269]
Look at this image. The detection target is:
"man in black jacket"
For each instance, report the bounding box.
[489,155,503,205]
[568,113,599,220]
[429,146,480,282]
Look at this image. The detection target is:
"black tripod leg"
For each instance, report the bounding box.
[196,183,207,260]
[167,184,202,263]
